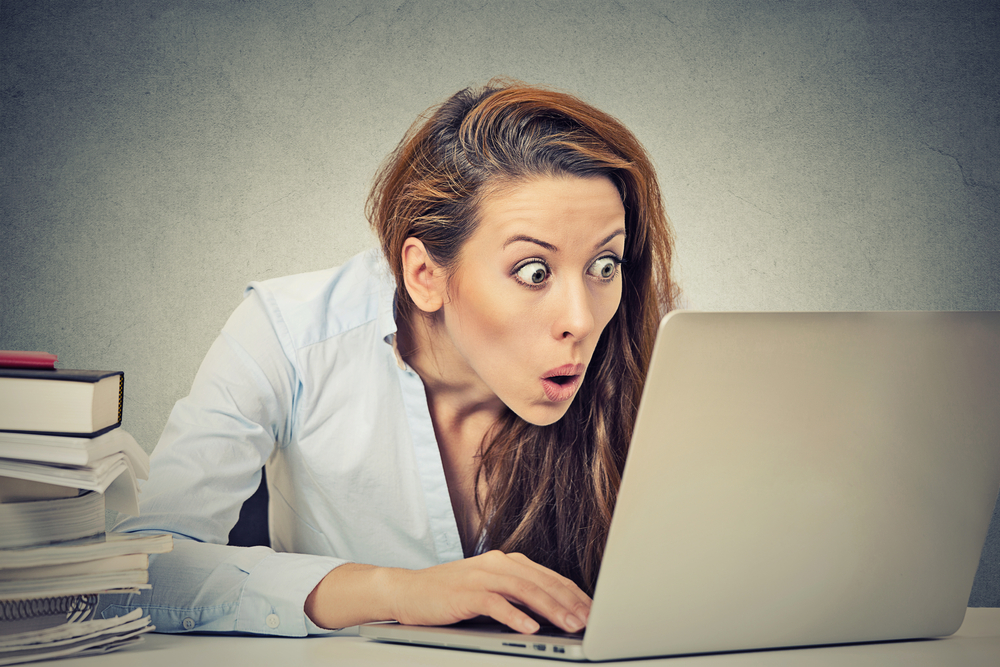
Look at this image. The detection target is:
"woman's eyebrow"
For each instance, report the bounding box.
[502,234,557,251]
[597,229,627,249]
[502,229,626,252]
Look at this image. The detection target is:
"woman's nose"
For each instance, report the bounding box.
[553,279,596,341]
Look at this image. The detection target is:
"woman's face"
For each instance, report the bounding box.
[441,174,626,426]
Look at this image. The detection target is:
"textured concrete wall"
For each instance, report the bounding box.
[2,1,999,604]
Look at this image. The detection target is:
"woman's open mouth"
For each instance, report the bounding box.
[541,364,585,402]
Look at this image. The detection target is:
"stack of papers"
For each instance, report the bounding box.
[0,355,165,665]
[0,533,172,601]
[0,608,152,666]
[0,429,148,515]
[0,534,172,664]
[0,492,106,550]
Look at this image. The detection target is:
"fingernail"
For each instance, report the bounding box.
[565,614,584,632]
[523,618,539,634]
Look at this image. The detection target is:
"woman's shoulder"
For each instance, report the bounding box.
[239,248,396,351]
[246,248,385,300]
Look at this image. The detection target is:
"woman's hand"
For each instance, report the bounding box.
[304,550,591,634]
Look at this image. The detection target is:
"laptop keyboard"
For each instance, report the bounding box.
[534,625,584,639]
[451,618,583,639]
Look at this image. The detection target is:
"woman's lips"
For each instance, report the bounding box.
[541,364,585,402]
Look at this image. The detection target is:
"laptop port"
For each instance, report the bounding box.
[534,643,546,651]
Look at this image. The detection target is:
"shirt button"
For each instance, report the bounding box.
[265,614,280,629]
[182,618,195,631]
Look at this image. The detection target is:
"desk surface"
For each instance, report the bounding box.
[29,607,1000,666]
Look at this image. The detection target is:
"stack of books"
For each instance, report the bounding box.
[0,351,172,664]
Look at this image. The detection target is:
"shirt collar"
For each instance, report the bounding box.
[372,250,410,371]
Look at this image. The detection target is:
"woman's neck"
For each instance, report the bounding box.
[395,308,505,434]
[396,309,501,555]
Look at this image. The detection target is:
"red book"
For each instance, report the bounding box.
[0,351,58,370]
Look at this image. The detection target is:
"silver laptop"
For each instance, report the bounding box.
[361,311,1000,661]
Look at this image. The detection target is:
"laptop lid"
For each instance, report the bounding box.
[363,311,1000,661]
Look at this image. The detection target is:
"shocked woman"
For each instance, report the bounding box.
[108,79,679,636]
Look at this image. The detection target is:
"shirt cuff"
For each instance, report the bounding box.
[236,550,348,636]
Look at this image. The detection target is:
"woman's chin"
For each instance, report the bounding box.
[510,399,575,427]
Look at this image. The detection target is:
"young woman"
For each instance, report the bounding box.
[107,79,679,637]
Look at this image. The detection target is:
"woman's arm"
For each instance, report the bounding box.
[305,552,591,634]
[105,291,344,636]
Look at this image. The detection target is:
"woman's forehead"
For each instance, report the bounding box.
[475,175,625,243]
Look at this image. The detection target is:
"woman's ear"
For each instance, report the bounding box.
[401,238,446,313]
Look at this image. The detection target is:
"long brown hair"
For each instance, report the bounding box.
[368,79,678,593]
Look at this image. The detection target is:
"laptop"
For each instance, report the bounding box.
[361,311,1000,661]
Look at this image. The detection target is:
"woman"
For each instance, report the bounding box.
[107,79,679,637]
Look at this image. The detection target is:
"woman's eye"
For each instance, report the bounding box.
[514,261,550,286]
[588,256,620,281]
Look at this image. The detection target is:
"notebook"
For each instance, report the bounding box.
[360,311,1000,661]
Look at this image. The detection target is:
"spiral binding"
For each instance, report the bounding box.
[117,374,125,425]
[0,594,97,623]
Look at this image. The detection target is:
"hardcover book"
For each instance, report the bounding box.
[0,369,124,436]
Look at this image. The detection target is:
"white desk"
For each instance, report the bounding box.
[30,608,1000,666]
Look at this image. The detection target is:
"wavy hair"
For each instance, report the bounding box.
[368,79,678,593]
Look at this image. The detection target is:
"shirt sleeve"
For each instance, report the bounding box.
[103,290,349,636]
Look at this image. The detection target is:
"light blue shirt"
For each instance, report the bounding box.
[102,249,465,636]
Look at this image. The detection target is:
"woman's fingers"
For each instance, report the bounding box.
[477,552,589,632]
[390,550,592,634]
[480,591,543,634]
[505,552,592,620]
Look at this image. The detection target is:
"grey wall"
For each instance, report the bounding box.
[2,1,998,604]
